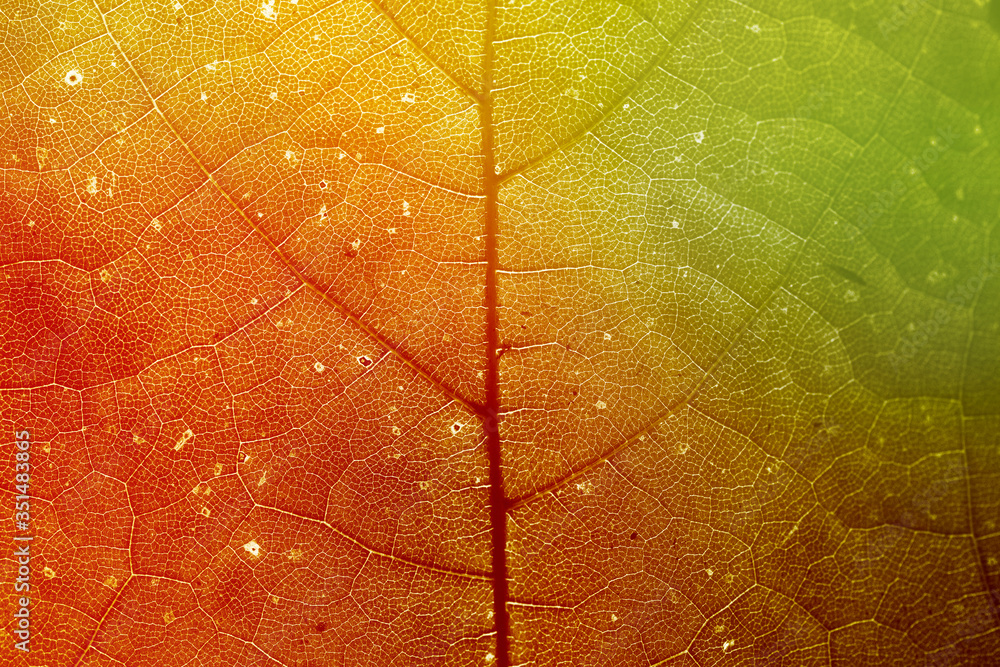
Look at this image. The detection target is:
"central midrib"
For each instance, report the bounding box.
[481,0,511,663]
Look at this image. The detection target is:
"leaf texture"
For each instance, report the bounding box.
[2,0,1000,665]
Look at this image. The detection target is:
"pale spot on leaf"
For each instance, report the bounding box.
[243,540,262,558]
[43,566,56,579]
[175,428,194,451]
[65,69,82,86]
[164,610,175,624]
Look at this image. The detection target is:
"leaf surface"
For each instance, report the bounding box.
[2,0,1000,665]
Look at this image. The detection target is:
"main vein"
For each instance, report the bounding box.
[481,0,511,662]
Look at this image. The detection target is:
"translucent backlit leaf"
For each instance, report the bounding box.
[2,0,999,665]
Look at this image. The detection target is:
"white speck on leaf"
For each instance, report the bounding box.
[595,400,607,410]
[261,0,276,20]
[401,92,415,104]
[65,69,82,86]
[694,131,705,143]
[243,540,262,557]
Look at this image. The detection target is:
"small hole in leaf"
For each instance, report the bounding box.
[452,422,462,433]
[358,355,372,367]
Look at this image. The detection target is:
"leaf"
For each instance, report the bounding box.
[2,0,999,665]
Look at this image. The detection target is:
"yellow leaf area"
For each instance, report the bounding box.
[2,0,999,665]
